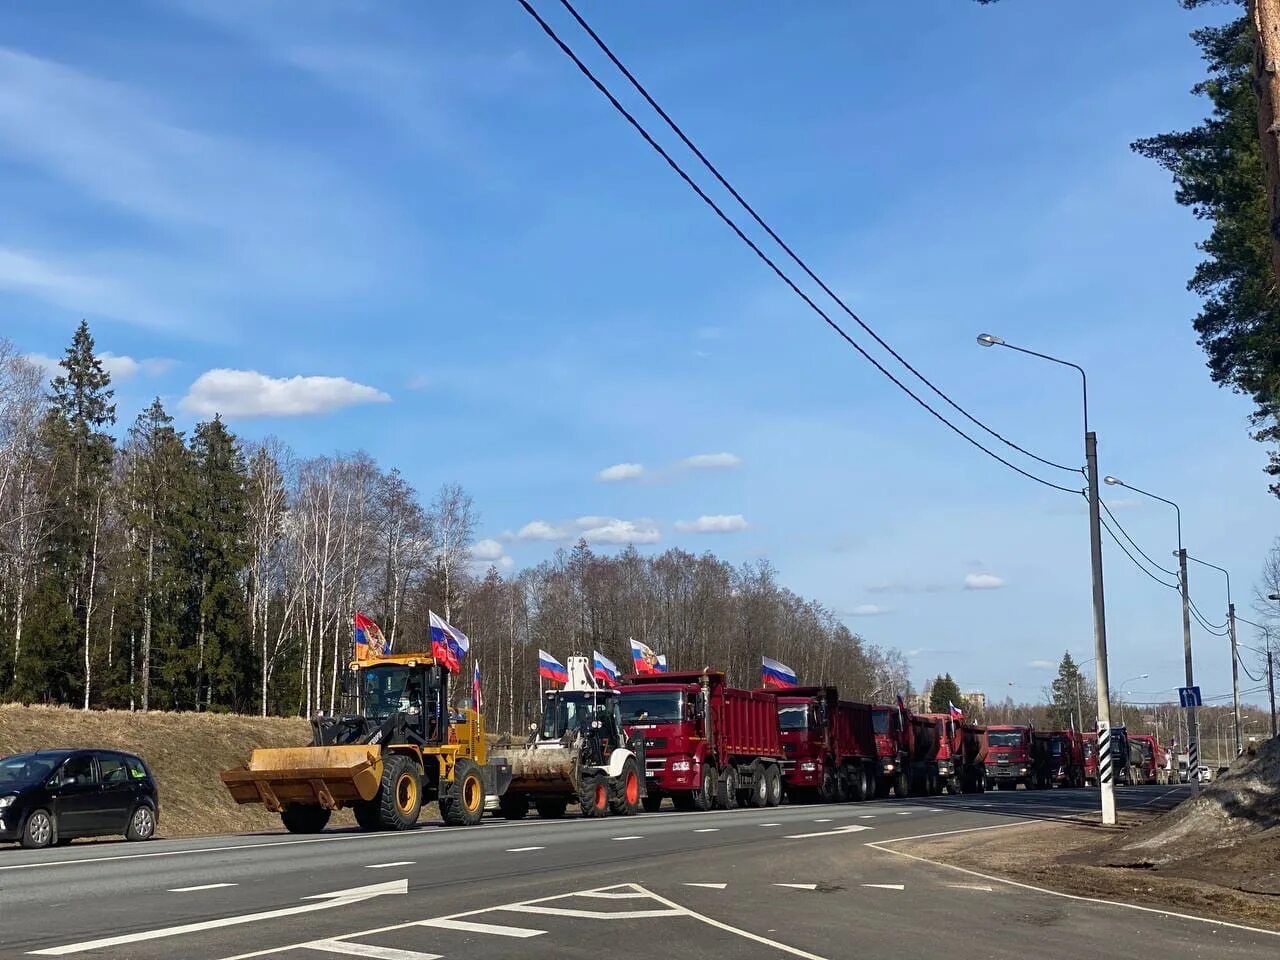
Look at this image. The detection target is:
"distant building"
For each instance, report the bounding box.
[965,690,987,710]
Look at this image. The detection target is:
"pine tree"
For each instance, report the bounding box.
[929,673,965,714]
[188,416,250,711]
[1049,650,1085,731]
[19,321,115,705]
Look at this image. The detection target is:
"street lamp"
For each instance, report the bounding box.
[1101,475,1198,783]
[978,332,1114,824]
[1228,613,1277,738]
[1187,554,1241,755]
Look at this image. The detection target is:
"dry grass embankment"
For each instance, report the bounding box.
[0,704,354,837]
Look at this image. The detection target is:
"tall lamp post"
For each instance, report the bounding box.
[977,333,1115,824]
[1188,554,1240,755]
[1230,614,1277,738]
[1102,476,1199,787]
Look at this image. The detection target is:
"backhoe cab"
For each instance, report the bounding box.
[221,652,510,834]
[501,656,645,819]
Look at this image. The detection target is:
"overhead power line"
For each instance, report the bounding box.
[516,0,1082,497]
[1098,512,1178,589]
[1190,604,1230,637]
[1099,500,1178,576]
[551,0,1080,477]
[1189,596,1228,631]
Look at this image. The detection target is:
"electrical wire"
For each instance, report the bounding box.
[1099,513,1178,589]
[1237,653,1264,684]
[1191,605,1230,637]
[552,0,1081,477]
[516,0,1083,497]
[1189,596,1228,631]
[1099,500,1178,576]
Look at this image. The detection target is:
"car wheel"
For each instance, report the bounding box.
[21,809,55,849]
[126,805,157,842]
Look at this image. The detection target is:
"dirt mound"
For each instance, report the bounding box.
[1093,736,1280,894]
[0,703,355,837]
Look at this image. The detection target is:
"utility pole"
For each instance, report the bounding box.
[1229,603,1243,755]
[1177,548,1200,790]
[1085,431,1115,825]
[1268,649,1277,739]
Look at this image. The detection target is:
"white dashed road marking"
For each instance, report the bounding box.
[683,882,728,890]
[364,862,414,869]
[947,883,994,892]
[505,847,544,853]
[862,883,905,891]
[305,942,439,959]
[611,836,643,841]
[416,918,545,938]
[169,883,237,893]
[759,822,781,827]
[694,828,719,833]
[774,883,818,890]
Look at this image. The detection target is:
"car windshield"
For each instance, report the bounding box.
[361,666,419,720]
[988,731,1024,748]
[0,753,62,788]
[1140,742,1153,760]
[619,692,683,725]
[871,710,891,734]
[1050,740,1066,755]
[542,694,614,739]
[778,704,809,731]
[1083,742,1096,758]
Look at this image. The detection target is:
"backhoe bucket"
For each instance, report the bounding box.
[220,745,383,812]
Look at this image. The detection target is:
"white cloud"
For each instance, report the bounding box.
[516,520,569,542]
[848,604,890,617]
[470,538,513,570]
[1028,659,1055,670]
[26,350,174,382]
[598,462,644,482]
[681,452,742,470]
[575,516,660,545]
[675,514,748,534]
[181,368,390,418]
[964,572,1006,591]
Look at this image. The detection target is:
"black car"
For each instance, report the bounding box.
[0,749,159,849]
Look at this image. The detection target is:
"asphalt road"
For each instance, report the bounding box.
[0,785,1274,960]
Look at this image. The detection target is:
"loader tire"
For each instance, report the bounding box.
[579,773,610,818]
[499,792,529,820]
[535,797,568,819]
[440,758,485,827]
[353,800,382,831]
[641,793,663,813]
[378,754,423,830]
[609,758,642,816]
[281,804,331,834]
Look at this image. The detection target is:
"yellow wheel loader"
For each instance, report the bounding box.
[221,652,511,833]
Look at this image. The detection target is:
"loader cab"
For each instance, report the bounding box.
[359,661,447,746]
[539,691,625,765]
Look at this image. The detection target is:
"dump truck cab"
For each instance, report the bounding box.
[221,650,510,834]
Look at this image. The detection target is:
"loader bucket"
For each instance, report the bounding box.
[508,745,579,795]
[220,745,383,812]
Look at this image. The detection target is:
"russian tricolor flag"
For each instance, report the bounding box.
[630,638,661,675]
[760,655,797,689]
[593,651,620,687]
[948,700,964,720]
[428,611,469,673]
[655,654,668,673]
[538,649,568,685]
[352,612,388,659]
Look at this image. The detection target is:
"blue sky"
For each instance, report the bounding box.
[2,1,1272,707]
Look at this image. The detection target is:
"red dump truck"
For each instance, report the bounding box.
[1128,734,1169,785]
[1031,730,1085,788]
[768,686,877,802]
[871,704,910,797]
[1082,731,1098,786]
[985,724,1035,790]
[620,671,784,812]
[919,714,988,794]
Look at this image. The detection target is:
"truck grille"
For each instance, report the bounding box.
[781,760,796,773]
[645,757,666,774]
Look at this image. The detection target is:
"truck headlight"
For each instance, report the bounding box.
[671,760,691,772]
[800,762,817,772]
[884,763,895,772]
[1019,767,1027,775]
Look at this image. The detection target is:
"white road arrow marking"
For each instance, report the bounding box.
[862,883,905,891]
[773,883,818,890]
[683,882,728,889]
[784,824,872,839]
[30,879,408,956]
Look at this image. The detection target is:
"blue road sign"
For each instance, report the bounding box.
[1178,686,1202,708]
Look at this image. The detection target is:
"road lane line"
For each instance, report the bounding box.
[169,883,237,892]
[866,826,1280,939]
[633,884,829,960]
[505,846,544,852]
[610,835,643,841]
[774,883,817,890]
[759,823,781,827]
[813,818,833,822]
[784,824,871,839]
[948,883,994,892]
[858,815,875,819]
[693,828,719,833]
[305,942,439,960]
[862,883,905,891]
[683,882,727,889]
[416,919,545,938]
[503,904,679,920]
[364,861,414,869]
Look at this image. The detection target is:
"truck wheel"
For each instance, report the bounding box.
[609,758,642,816]
[281,804,331,834]
[716,767,739,810]
[579,774,610,818]
[499,792,529,820]
[894,770,910,798]
[440,757,484,827]
[765,765,784,807]
[820,768,838,803]
[353,800,382,831]
[691,768,716,812]
[376,754,424,830]
[641,793,663,813]
[535,797,568,819]
[748,768,769,808]
[671,791,695,812]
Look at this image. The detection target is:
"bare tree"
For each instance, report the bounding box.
[429,483,476,621]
